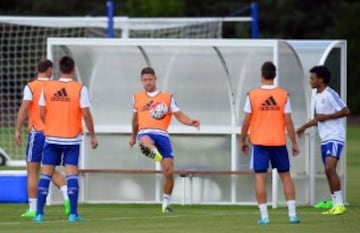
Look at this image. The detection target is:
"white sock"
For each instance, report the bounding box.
[162,194,171,208]
[334,190,344,206]
[60,185,68,200]
[331,193,336,208]
[287,200,297,217]
[29,198,37,212]
[258,204,268,219]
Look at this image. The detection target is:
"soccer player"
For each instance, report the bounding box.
[297,65,350,215]
[14,59,70,217]
[129,67,200,213]
[240,61,300,225]
[33,56,98,222]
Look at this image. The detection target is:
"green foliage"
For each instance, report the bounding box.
[125,0,185,17]
[329,2,360,114]
[0,0,359,113]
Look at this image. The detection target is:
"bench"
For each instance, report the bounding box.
[79,168,256,204]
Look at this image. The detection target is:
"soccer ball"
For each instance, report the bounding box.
[149,101,168,120]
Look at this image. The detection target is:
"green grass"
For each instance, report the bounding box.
[0,126,358,233]
[346,126,359,204]
[0,204,359,233]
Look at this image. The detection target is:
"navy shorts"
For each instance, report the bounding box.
[137,133,174,158]
[321,141,344,164]
[42,143,80,166]
[25,131,45,163]
[251,145,290,173]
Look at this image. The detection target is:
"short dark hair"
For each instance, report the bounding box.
[261,61,276,80]
[310,65,331,84]
[59,56,75,74]
[141,67,155,76]
[37,59,53,73]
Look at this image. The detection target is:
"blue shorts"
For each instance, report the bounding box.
[321,141,344,164]
[137,133,174,158]
[251,145,290,173]
[42,143,80,166]
[25,131,45,163]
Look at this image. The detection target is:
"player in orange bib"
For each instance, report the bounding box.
[33,56,98,223]
[14,59,69,217]
[129,67,200,213]
[240,62,300,225]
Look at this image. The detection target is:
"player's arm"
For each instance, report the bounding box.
[316,91,350,122]
[14,100,31,146]
[39,106,46,123]
[82,107,98,149]
[80,86,97,149]
[173,111,200,129]
[285,113,299,156]
[315,107,350,122]
[129,112,138,148]
[240,113,251,154]
[296,119,318,137]
[38,88,46,123]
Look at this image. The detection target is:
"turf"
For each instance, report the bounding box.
[0,204,359,233]
[0,126,358,233]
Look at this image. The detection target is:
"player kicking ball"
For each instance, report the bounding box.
[129,67,200,213]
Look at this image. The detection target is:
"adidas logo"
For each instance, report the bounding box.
[50,88,70,102]
[261,96,280,110]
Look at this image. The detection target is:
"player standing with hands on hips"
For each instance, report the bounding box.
[240,61,300,225]
[297,65,350,215]
[129,67,200,213]
[33,56,98,222]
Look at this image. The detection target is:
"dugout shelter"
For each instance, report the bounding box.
[46,38,347,207]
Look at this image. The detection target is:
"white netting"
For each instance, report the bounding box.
[0,17,228,161]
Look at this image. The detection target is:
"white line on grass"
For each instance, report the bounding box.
[0,210,321,226]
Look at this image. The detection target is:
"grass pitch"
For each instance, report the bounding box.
[0,204,359,233]
[0,126,359,233]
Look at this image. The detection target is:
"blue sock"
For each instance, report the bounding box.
[36,174,51,215]
[67,175,79,215]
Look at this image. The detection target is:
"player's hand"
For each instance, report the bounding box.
[190,119,200,130]
[315,114,328,122]
[129,137,136,148]
[90,137,98,149]
[14,131,22,146]
[292,144,300,156]
[296,127,305,137]
[241,142,250,155]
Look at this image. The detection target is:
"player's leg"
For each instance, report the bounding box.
[51,169,70,215]
[154,134,175,213]
[138,134,163,162]
[33,142,59,222]
[271,146,300,224]
[325,158,345,214]
[255,173,270,224]
[63,144,83,222]
[22,162,40,217]
[278,172,300,223]
[33,165,56,222]
[252,145,270,224]
[22,131,42,217]
[161,158,174,213]
[321,142,345,215]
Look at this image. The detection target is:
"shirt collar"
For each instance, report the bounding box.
[37,77,50,81]
[146,90,159,97]
[260,84,277,89]
[58,77,73,82]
